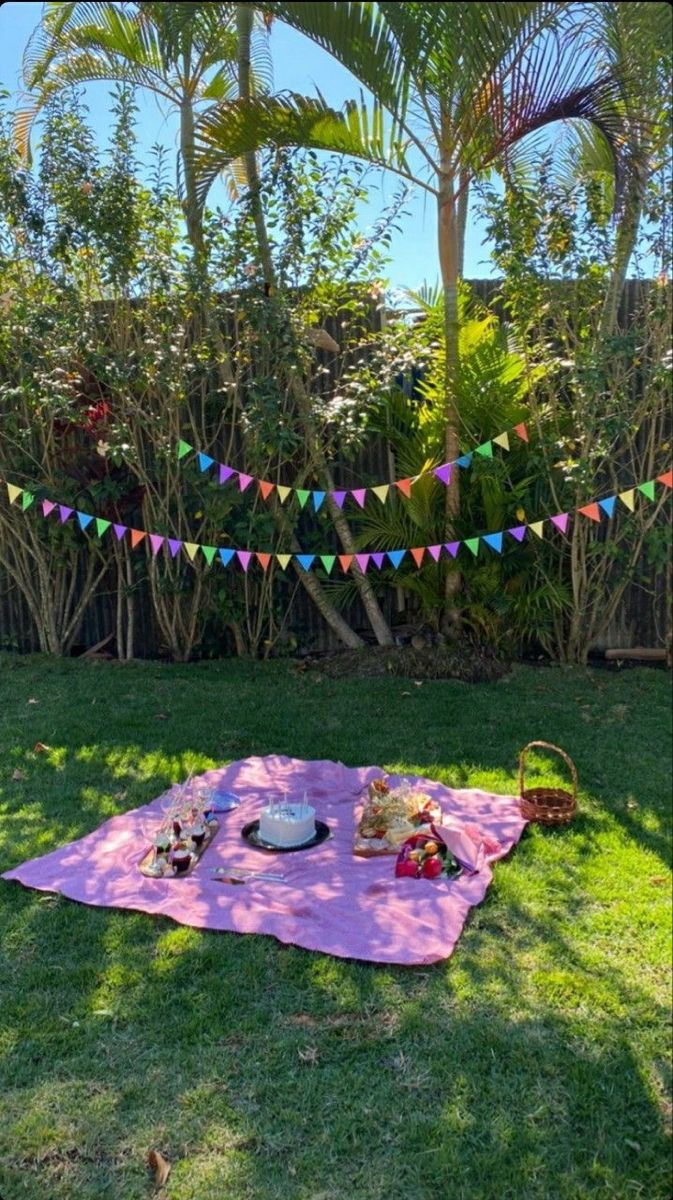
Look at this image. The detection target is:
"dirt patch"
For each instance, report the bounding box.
[297,642,509,683]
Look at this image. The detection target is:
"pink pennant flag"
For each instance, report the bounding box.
[507,526,527,542]
[58,505,73,523]
[42,500,56,518]
[550,512,570,534]
[167,538,182,557]
[332,490,347,508]
[149,534,164,556]
[351,488,367,508]
[354,553,370,573]
[444,542,460,558]
[237,550,252,571]
[428,544,442,562]
[113,523,127,540]
[372,552,386,569]
[238,474,253,493]
[433,464,453,486]
[219,464,235,485]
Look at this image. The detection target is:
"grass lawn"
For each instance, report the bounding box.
[0,654,671,1200]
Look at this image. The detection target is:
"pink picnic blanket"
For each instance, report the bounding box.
[1,756,527,965]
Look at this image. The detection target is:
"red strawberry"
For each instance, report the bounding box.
[421,855,443,879]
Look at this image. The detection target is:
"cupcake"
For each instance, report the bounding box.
[171,843,192,874]
[190,824,206,848]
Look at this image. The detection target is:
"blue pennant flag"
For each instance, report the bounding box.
[312,491,326,512]
[598,496,617,518]
[218,548,235,566]
[456,454,473,469]
[77,512,94,531]
[296,554,315,571]
[483,532,503,554]
[197,453,215,473]
[387,550,406,568]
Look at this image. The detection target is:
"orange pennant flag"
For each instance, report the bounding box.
[410,547,425,567]
[657,469,672,489]
[130,529,147,548]
[256,552,271,571]
[578,503,601,522]
[259,481,275,501]
[338,555,353,572]
[396,478,413,498]
[513,422,529,442]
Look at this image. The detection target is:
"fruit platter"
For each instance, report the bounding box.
[353,777,443,857]
[138,795,219,879]
[395,831,462,880]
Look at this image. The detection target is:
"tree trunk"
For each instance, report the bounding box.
[437,172,462,620]
[599,178,642,338]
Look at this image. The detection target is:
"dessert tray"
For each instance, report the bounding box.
[138,816,219,878]
[354,778,442,857]
[241,819,331,853]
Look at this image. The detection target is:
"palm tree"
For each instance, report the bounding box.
[192,0,635,613]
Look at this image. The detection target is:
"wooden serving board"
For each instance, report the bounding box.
[138,818,219,878]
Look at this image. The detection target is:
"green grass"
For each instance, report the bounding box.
[0,654,671,1200]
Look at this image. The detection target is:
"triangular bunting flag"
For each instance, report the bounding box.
[638,480,655,502]
[598,497,617,518]
[95,518,111,538]
[259,481,275,501]
[493,432,510,451]
[354,553,370,573]
[184,542,199,560]
[444,542,460,558]
[513,422,529,442]
[372,485,389,504]
[332,490,347,509]
[256,552,271,571]
[465,538,480,556]
[351,488,367,508]
[312,491,326,512]
[238,473,253,493]
[475,441,493,459]
[338,555,353,572]
[433,464,453,485]
[320,555,336,574]
[149,534,164,555]
[218,548,235,567]
[276,554,292,570]
[177,440,192,460]
[296,554,315,571]
[410,547,425,567]
[113,523,127,541]
[42,500,56,518]
[619,489,635,511]
[550,513,570,534]
[455,454,472,469]
[427,545,443,562]
[387,550,406,568]
[657,470,672,489]
[202,545,217,566]
[6,484,22,505]
[59,505,73,523]
[21,491,35,510]
[237,550,252,572]
[76,511,93,530]
[219,464,235,485]
[296,489,310,509]
[168,538,183,558]
[578,503,601,522]
[276,485,291,504]
[483,532,503,554]
[508,526,527,542]
[530,521,545,538]
[372,552,386,569]
[396,478,413,498]
[197,452,214,473]
[130,529,146,549]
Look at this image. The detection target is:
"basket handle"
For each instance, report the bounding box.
[519,740,578,800]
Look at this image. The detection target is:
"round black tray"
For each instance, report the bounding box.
[241,819,331,853]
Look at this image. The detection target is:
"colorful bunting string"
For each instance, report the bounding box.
[175,419,530,513]
[4,468,670,575]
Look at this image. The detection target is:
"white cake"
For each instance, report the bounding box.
[258,801,316,847]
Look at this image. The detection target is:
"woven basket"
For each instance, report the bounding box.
[519,740,578,825]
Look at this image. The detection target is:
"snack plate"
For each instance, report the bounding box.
[138,818,219,878]
[241,819,331,853]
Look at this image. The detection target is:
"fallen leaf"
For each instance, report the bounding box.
[147,1148,171,1187]
[155,713,169,720]
[649,876,668,886]
[12,768,26,781]
[624,1139,641,1152]
[400,691,411,697]
[298,1046,319,1065]
[27,698,38,704]
[33,741,51,753]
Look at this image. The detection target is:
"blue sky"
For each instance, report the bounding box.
[0,1,499,292]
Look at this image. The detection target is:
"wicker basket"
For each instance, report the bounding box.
[519,740,578,825]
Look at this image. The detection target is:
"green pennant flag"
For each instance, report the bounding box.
[475,441,493,459]
[177,439,193,460]
[201,545,217,566]
[638,480,655,502]
[21,491,35,510]
[95,518,111,538]
[465,537,480,556]
[320,555,336,574]
[296,489,310,509]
